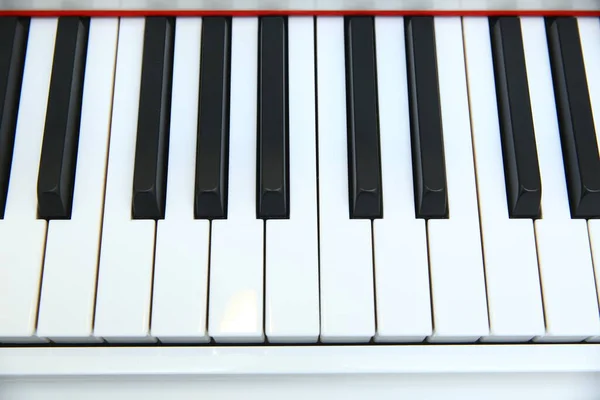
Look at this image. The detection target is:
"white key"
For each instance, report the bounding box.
[462,17,544,342]
[317,16,375,343]
[93,18,156,343]
[372,16,431,342]
[0,18,56,343]
[521,16,600,342]
[427,17,488,342]
[579,16,600,342]
[265,17,319,343]
[35,18,118,344]
[151,17,210,343]
[208,17,264,343]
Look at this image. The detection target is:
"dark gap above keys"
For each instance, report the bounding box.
[405,16,448,219]
[256,15,290,219]
[132,16,175,220]
[195,17,232,220]
[545,16,600,219]
[37,16,89,220]
[0,17,29,219]
[344,16,383,219]
[489,16,542,219]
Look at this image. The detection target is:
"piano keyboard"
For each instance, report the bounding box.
[2,14,600,346]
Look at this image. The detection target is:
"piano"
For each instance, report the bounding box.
[1,0,600,398]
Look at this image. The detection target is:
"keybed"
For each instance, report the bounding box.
[1,15,600,345]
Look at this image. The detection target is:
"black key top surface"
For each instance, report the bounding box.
[195,17,231,219]
[0,17,29,218]
[344,16,383,219]
[490,17,542,219]
[132,17,175,220]
[546,17,600,218]
[37,16,89,219]
[257,16,289,219]
[405,16,448,219]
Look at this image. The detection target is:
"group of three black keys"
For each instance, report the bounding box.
[0,14,597,223]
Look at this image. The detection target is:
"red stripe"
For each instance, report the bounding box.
[0,9,599,17]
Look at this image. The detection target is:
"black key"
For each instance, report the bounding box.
[546,17,600,218]
[489,17,542,219]
[405,16,448,219]
[344,16,383,219]
[37,17,89,219]
[132,17,175,220]
[0,17,29,218]
[195,17,231,219]
[257,16,289,219]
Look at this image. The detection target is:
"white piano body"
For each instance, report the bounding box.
[1,0,600,399]
[1,345,600,399]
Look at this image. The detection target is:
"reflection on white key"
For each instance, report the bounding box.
[36,18,118,344]
[208,17,264,343]
[522,17,600,342]
[372,16,430,342]
[151,17,210,343]
[463,17,544,342]
[94,18,156,343]
[0,18,56,343]
[427,17,488,342]
[317,17,375,343]
[579,16,600,343]
[265,17,319,343]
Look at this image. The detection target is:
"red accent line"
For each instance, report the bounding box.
[0,9,599,17]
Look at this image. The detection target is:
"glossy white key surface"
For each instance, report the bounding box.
[372,16,431,342]
[462,17,544,342]
[522,16,600,341]
[316,16,375,343]
[580,17,600,341]
[265,16,320,343]
[0,18,56,343]
[93,18,156,343]
[208,17,264,343]
[427,17,488,342]
[35,18,118,343]
[151,17,210,343]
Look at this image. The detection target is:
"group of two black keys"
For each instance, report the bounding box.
[0,15,598,223]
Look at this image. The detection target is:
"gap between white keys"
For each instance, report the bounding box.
[462,16,544,342]
[0,18,57,344]
[316,16,375,343]
[372,16,431,343]
[36,18,119,344]
[577,16,600,343]
[93,18,156,344]
[265,16,320,344]
[151,17,210,344]
[522,16,600,342]
[208,17,264,344]
[427,17,488,343]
